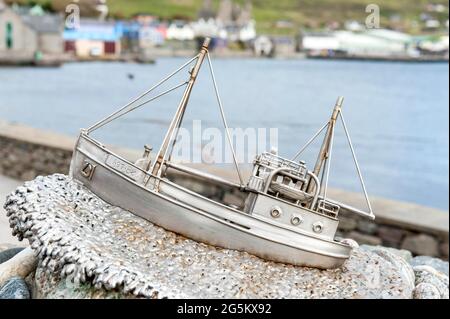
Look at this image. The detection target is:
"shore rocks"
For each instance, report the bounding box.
[0,245,29,299]
[409,255,449,299]
[362,245,413,263]
[401,234,439,257]
[361,245,415,287]
[0,136,71,182]
[440,242,449,260]
[0,243,20,252]
[413,266,449,299]
[347,231,382,246]
[410,256,449,276]
[413,283,441,299]
[0,247,24,264]
[0,277,30,299]
[337,216,357,232]
[356,220,378,235]
[378,225,407,247]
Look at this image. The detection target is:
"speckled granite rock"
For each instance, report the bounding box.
[1,174,441,299]
[410,256,449,276]
[362,245,413,263]
[413,283,441,299]
[360,245,415,288]
[413,266,449,299]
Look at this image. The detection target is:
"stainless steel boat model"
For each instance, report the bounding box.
[69,38,375,269]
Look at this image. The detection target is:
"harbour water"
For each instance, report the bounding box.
[0,58,448,210]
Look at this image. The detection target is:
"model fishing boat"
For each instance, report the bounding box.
[69,38,375,269]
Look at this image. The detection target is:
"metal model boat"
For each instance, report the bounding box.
[69,38,375,269]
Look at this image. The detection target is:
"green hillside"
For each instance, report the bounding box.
[6,0,450,34]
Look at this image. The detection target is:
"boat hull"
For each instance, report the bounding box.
[70,133,352,269]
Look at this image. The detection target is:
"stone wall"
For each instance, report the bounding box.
[0,121,448,260]
[0,134,72,181]
[336,213,448,260]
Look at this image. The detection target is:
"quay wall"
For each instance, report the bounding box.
[0,120,448,260]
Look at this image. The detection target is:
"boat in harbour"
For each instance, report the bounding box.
[69,38,375,269]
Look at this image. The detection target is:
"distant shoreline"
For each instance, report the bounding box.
[2,50,449,67]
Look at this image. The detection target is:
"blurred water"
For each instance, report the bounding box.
[0,58,448,210]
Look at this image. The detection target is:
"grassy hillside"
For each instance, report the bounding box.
[6,0,449,34]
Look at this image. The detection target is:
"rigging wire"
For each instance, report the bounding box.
[206,52,244,186]
[339,110,374,216]
[87,55,199,133]
[291,122,329,161]
[88,81,188,132]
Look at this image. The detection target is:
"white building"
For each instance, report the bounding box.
[300,29,414,57]
[239,20,256,42]
[335,30,410,57]
[254,35,273,56]
[191,18,221,38]
[192,0,256,42]
[418,35,449,53]
[139,26,164,48]
[301,32,340,52]
[166,21,195,41]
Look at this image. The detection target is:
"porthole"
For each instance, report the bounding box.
[291,215,303,226]
[270,206,282,218]
[312,222,324,233]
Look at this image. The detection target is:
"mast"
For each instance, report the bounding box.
[307,96,343,194]
[149,38,211,178]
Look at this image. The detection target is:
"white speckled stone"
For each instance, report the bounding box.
[411,256,449,276]
[413,282,441,299]
[413,265,449,299]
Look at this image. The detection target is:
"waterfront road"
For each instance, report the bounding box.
[0,175,22,246]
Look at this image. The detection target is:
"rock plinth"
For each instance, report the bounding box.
[3,174,448,299]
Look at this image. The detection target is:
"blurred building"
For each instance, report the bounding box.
[120,15,166,54]
[298,32,340,53]
[0,2,63,62]
[299,29,421,58]
[272,36,297,56]
[166,20,195,41]
[63,18,122,58]
[192,0,256,42]
[254,35,273,57]
[415,34,449,56]
[336,29,412,57]
[138,24,165,48]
